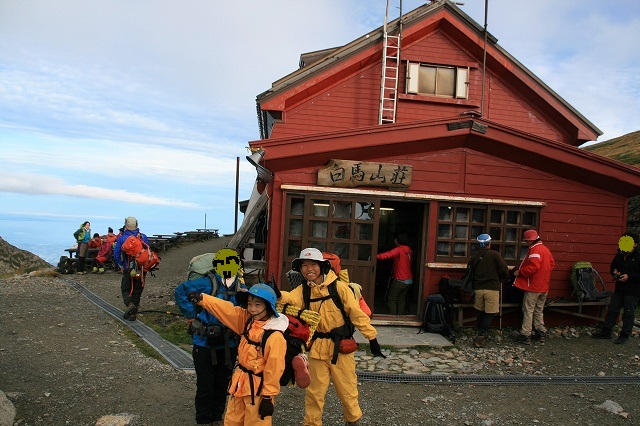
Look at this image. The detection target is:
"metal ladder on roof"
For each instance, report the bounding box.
[378,1,402,125]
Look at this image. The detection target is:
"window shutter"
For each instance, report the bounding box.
[455,67,469,99]
[407,62,420,94]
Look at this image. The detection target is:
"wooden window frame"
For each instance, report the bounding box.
[435,202,539,264]
[406,61,469,99]
[283,193,379,264]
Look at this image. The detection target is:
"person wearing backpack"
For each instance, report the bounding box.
[592,232,640,344]
[73,221,91,274]
[113,216,149,321]
[513,229,555,345]
[174,249,246,426]
[471,234,509,347]
[278,248,384,426]
[187,284,288,425]
[376,233,413,315]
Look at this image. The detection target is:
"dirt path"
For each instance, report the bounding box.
[1,237,639,425]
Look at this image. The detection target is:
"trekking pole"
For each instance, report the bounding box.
[383,273,392,301]
[499,281,503,330]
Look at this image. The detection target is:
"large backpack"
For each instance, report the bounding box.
[419,293,454,342]
[187,253,216,280]
[570,261,612,302]
[243,307,312,387]
[56,256,76,274]
[121,234,161,272]
[186,253,244,300]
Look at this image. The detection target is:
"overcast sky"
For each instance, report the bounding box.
[1,0,638,252]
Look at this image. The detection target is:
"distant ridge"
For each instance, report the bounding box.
[584,130,640,168]
[0,236,53,278]
[583,130,640,230]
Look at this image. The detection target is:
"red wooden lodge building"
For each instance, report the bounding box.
[235,0,640,327]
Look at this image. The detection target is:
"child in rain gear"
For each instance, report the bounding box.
[278,248,385,426]
[188,283,287,426]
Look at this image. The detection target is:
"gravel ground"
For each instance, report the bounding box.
[1,237,639,425]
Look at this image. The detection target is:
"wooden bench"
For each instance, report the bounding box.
[451,298,610,328]
[196,228,219,238]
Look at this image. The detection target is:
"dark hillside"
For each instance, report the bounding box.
[0,236,53,278]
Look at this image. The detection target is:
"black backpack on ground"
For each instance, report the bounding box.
[419,293,455,343]
[56,256,75,274]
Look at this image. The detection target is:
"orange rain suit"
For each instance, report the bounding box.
[199,294,287,426]
[278,269,377,426]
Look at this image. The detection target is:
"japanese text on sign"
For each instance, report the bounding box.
[317,159,412,189]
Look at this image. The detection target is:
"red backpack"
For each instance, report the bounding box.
[121,234,161,272]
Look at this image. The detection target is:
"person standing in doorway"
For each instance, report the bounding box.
[113,216,149,321]
[514,229,555,345]
[376,233,413,315]
[592,232,640,344]
[471,234,509,347]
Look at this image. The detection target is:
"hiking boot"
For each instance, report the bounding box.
[532,330,546,343]
[123,303,138,320]
[516,334,532,345]
[473,335,487,348]
[292,353,311,389]
[591,330,612,339]
[98,268,105,274]
[92,267,98,273]
[614,334,629,345]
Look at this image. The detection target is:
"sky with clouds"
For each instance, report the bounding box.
[0,0,638,260]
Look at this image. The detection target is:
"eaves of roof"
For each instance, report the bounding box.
[250,117,639,197]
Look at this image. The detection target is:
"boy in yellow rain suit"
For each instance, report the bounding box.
[188,283,287,426]
[278,248,385,426]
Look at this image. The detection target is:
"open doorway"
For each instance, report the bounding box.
[373,200,426,317]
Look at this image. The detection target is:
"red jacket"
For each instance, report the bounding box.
[377,244,413,281]
[514,241,555,293]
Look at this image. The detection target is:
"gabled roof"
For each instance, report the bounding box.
[256,0,601,145]
[252,117,640,198]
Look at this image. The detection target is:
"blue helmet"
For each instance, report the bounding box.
[248,283,279,317]
[477,233,492,247]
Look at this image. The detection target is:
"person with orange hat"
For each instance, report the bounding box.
[592,232,640,344]
[513,229,555,345]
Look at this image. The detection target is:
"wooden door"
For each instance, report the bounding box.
[281,193,379,303]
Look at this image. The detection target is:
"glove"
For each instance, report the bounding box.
[258,396,274,420]
[187,291,202,303]
[369,338,386,358]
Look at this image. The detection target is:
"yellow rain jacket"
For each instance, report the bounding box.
[278,270,377,361]
[198,294,287,399]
